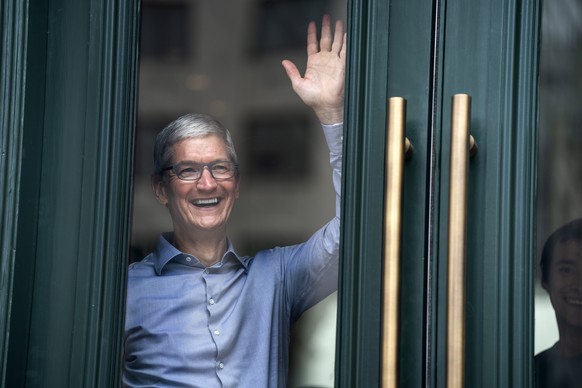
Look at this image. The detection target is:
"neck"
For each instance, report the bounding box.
[173,229,228,267]
[557,324,582,357]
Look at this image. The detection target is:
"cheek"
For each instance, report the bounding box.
[163,185,192,209]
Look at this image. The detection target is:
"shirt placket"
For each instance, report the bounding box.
[203,267,227,385]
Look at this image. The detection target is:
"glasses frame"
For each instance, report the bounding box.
[160,160,239,181]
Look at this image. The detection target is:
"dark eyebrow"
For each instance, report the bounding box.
[552,258,579,266]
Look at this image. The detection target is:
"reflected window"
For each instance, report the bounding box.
[253,0,331,54]
[140,1,191,61]
[245,112,311,180]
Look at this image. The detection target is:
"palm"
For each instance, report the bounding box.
[282,16,346,124]
[300,50,345,107]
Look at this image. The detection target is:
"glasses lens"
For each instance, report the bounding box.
[211,162,235,179]
[176,163,202,180]
[171,161,236,181]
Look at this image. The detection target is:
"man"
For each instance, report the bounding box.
[535,218,582,387]
[124,16,346,387]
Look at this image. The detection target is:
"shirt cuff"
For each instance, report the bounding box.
[321,122,343,155]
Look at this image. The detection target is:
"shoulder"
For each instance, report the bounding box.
[247,246,284,268]
[245,245,300,277]
[535,343,558,367]
[127,254,158,283]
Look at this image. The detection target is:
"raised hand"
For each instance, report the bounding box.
[282,15,346,125]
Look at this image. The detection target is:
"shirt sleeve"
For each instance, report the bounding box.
[282,122,343,321]
[322,122,343,217]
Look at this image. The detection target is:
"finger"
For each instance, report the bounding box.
[319,14,332,51]
[306,21,318,56]
[340,32,347,60]
[281,60,306,98]
[331,19,344,54]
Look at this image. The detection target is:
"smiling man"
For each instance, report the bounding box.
[123,16,346,388]
[535,218,582,388]
[153,132,241,265]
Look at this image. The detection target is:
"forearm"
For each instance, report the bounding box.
[282,123,342,317]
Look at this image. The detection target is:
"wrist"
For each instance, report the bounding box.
[316,107,344,125]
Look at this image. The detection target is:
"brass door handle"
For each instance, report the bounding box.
[382,97,411,388]
[446,94,476,388]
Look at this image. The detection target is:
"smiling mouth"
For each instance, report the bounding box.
[194,198,219,207]
[565,297,582,307]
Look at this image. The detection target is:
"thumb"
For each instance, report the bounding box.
[281,60,302,85]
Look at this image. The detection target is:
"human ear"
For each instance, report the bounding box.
[235,176,241,199]
[151,174,168,206]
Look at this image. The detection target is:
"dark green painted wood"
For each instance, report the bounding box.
[2,0,139,386]
[337,0,539,386]
[385,0,436,386]
[5,1,50,386]
[0,0,29,382]
[433,1,539,387]
[336,0,438,386]
[335,0,391,386]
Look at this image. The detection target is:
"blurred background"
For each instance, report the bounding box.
[131,0,346,386]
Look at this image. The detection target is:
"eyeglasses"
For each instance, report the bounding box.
[161,161,238,181]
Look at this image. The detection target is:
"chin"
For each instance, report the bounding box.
[195,220,228,233]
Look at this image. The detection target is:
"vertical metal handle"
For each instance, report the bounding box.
[446,94,475,388]
[382,97,409,388]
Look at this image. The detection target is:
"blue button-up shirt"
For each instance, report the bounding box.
[124,123,343,388]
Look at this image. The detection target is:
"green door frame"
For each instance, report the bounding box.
[336,0,539,387]
[0,0,139,386]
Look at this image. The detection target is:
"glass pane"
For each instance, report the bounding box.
[130,1,345,387]
[535,0,582,386]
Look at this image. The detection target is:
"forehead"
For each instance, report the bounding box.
[551,239,582,265]
[170,135,229,162]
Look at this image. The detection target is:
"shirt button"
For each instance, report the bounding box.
[185,257,192,262]
[209,298,215,305]
[218,362,224,369]
[214,330,220,336]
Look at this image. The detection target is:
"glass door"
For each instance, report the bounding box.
[336,0,539,386]
[534,1,582,387]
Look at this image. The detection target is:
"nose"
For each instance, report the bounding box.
[196,167,218,190]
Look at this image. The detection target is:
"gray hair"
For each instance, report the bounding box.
[153,113,238,174]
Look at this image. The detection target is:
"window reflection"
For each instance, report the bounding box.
[536,0,582,386]
[132,1,345,386]
[140,2,191,61]
[535,220,582,387]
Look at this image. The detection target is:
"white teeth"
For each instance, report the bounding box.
[194,198,218,205]
[565,298,582,306]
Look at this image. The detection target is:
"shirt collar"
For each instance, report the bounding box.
[153,232,249,275]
